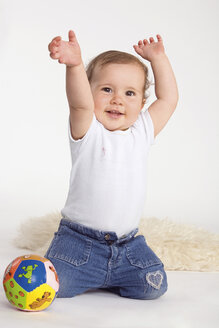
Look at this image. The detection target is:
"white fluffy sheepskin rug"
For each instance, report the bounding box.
[13,212,219,272]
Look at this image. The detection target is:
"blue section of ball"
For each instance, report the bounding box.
[14,260,46,292]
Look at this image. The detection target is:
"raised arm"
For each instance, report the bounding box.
[48,30,94,139]
[133,35,179,137]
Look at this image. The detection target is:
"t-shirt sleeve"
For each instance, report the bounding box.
[68,113,97,152]
[140,109,156,146]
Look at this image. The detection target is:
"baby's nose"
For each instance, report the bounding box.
[110,94,123,105]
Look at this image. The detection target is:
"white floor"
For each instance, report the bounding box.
[1,229,219,328]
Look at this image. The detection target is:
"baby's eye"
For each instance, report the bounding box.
[126,90,135,96]
[102,87,112,93]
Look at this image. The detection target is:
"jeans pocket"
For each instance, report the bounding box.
[125,235,162,269]
[47,225,92,267]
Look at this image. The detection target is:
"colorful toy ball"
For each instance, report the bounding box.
[3,254,59,311]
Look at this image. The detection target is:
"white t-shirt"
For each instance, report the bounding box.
[61,109,155,238]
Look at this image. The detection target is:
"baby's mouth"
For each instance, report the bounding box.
[106,111,124,119]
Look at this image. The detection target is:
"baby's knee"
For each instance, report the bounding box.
[140,267,168,300]
[119,266,168,300]
[129,267,168,300]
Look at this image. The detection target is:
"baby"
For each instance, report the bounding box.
[45,30,178,299]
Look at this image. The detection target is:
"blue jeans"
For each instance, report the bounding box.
[45,218,168,300]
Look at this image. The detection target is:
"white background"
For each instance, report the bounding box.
[0,0,218,232]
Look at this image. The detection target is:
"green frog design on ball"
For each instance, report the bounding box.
[18,264,38,284]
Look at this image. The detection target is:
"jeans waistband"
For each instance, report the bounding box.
[60,218,138,245]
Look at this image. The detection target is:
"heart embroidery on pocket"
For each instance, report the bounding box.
[146,270,163,290]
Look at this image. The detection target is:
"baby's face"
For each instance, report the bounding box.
[90,63,145,131]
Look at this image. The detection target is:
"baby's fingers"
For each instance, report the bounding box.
[133,45,143,56]
[49,46,59,55]
[48,36,62,52]
[137,40,144,48]
[156,34,163,42]
[68,30,76,42]
[49,52,61,60]
[51,36,62,45]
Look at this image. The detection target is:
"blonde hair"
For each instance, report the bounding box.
[86,50,152,101]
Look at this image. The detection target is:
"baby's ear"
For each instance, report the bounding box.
[141,98,146,108]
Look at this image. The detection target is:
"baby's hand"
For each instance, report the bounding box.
[48,30,82,67]
[133,35,165,62]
